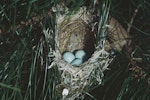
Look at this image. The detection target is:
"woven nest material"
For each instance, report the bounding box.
[48,6,129,100]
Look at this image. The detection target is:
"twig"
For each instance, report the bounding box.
[127,5,140,33]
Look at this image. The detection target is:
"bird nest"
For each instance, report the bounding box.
[47,6,129,100]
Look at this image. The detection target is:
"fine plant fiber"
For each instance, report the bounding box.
[97,0,111,50]
[0,0,150,100]
[86,0,150,99]
[0,0,60,100]
[49,0,113,99]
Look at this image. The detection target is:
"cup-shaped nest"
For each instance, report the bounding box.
[56,7,96,59]
[51,6,129,99]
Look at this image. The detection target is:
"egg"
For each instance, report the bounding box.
[71,58,83,66]
[63,52,75,63]
[62,88,69,96]
[75,50,86,59]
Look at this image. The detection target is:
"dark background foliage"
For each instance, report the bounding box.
[0,0,150,100]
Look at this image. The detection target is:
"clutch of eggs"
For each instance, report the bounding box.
[71,58,83,66]
[62,52,75,63]
[75,50,86,59]
[62,50,86,66]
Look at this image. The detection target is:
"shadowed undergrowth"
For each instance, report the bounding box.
[0,0,150,100]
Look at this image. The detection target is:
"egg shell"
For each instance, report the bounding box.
[62,88,69,96]
[75,50,86,59]
[63,52,75,63]
[71,58,83,66]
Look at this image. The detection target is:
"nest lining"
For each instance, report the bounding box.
[47,5,129,99]
[53,47,113,99]
[52,7,112,99]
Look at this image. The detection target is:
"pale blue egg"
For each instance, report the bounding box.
[63,52,75,63]
[71,58,83,66]
[75,50,86,59]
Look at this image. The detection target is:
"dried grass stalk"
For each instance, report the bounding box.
[48,5,129,99]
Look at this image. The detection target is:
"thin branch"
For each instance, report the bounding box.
[127,5,140,33]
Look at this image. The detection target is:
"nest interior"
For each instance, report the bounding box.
[52,6,129,99]
[53,7,110,99]
[57,13,96,59]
